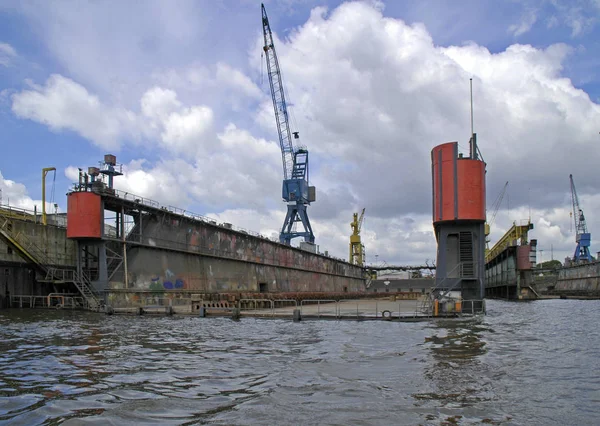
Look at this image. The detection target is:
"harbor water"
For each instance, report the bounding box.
[1,299,599,425]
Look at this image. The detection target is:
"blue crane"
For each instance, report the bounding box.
[570,174,592,262]
[262,4,315,245]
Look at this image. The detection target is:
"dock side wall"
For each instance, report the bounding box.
[0,220,77,303]
[0,220,77,267]
[556,261,600,293]
[105,215,366,305]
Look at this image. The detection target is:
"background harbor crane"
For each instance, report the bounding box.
[349,208,365,265]
[261,4,316,245]
[569,174,592,262]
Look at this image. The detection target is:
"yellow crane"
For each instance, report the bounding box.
[350,208,365,266]
[42,167,56,226]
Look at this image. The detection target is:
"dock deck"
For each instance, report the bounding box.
[233,298,483,321]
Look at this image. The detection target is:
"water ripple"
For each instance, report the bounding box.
[1,300,599,425]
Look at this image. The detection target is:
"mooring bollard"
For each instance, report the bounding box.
[137,307,144,316]
[199,306,206,317]
[105,306,114,316]
[231,308,241,320]
[293,308,302,322]
[165,306,174,316]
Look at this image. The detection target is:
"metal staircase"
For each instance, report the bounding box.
[0,216,102,311]
[73,271,103,310]
[420,262,459,313]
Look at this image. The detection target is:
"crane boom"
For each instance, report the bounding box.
[570,174,592,262]
[262,4,295,181]
[261,4,315,245]
[357,208,365,233]
[490,181,508,228]
[485,181,508,250]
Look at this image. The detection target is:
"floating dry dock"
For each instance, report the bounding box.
[103,297,486,321]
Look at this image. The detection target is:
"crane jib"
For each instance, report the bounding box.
[262,3,316,245]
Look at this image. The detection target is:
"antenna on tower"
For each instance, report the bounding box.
[470,78,474,137]
[528,187,531,222]
[469,78,478,160]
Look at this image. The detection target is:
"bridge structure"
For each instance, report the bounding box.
[365,264,436,272]
[484,220,538,299]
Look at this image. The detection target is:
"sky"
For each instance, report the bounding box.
[1,0,599,266]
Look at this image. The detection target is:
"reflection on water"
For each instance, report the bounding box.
[1,300,599,425]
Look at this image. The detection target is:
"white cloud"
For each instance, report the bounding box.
[215,62,262,99]
[508,9,538,37]
[12,74,140,150]
[11,76,215,154]
[140,87,182,124]
[545,0,600,37]
[160,105,213,153]
[65,123,281,212]
[6,1,600,265]
[0,42,16,67]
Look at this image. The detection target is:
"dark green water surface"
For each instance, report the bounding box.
[1,299,599,425]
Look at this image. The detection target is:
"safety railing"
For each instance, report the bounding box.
[104,189,341,250]
[460,299,486,315]
[336,299,426,319]
[300,299,339,318]
[240,299,275,315]
[0,204,37,223]
[44,268,76,282]
[111,189,161,209]
[273,299,298,309]
[10,294,85,309]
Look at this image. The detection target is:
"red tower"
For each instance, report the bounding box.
[431,137,486,300]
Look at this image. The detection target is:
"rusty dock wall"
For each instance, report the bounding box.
[1,196,367,310]
[553,261,600,297]
[105,211,366,307]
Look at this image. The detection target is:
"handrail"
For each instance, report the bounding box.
[0,204,67,227]
[300,299,339,317]
[99,189,291,244]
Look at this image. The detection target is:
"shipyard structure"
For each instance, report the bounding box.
[0,155,365,311]
[431,138,486,301]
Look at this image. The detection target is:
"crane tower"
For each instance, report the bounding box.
[349,208,365,265]
[261,4,316,245]
[569,174,592,262]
